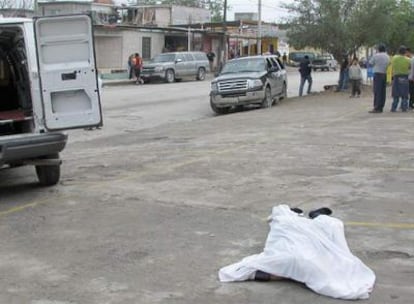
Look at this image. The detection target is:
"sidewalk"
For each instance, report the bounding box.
[101,72,216,87]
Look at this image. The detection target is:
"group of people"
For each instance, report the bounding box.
[298,54,363,98]
[128,53,144,85]
[298,44,414,113]
[369,44,413,113]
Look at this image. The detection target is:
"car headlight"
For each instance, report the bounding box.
[247,79,263,89]
[211,82,218,92]
[154,66,164,72]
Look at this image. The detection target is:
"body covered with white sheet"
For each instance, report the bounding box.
[218,205,375,300]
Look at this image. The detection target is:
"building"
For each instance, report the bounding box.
[37,1,211,74]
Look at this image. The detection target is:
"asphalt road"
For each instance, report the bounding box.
[1,71,413,304]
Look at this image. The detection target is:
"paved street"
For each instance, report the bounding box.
[0,74,413,304]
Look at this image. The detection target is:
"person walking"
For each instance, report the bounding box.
[390,45,410,112]
[133,53,144,85]
[407,48,414,110]
[369,44,390,113]
[348,58,362,97]
[298,55,312,96]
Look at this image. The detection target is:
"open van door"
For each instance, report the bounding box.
[34,14,102,130]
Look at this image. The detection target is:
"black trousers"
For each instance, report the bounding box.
[409,80,414,108]
[351,80,361,96]
[373,73,387,111]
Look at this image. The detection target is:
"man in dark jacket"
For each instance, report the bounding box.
[299,55,312,96]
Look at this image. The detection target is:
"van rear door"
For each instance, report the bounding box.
[34,14,102,130]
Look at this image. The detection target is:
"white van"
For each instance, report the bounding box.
[0,14,102,186]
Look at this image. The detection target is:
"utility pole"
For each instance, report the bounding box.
[220,0,228,69]
[257,0,262,55]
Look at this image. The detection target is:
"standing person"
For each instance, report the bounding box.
[390,45,410,112]
[128,54,135,79]
[407,48,414,110]
[134,53,143,85]
[336,56,349,91]
[206,50,216,72]
[348,58,363,97]
[369,44,390,113]
[282,52,287,66]
[298,55,312,96]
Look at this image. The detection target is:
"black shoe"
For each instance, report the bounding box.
[290,207,304,214]
[309,207,332,219]
[369,109,382,113]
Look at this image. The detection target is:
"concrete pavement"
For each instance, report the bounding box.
[0,87,413,303]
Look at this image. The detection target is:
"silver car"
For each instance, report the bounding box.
[210,55,287,114]
[141,51,210,83]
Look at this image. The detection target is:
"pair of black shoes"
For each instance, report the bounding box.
[290,207,332,219]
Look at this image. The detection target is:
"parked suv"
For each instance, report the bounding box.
[210,55,287,114]
[141,51,209,83]
[0,15,102,186]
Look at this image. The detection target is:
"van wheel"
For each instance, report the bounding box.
[36,164,60,186]
[196,67,206,80]
[165,69,175,83]
[35,154,61,186]
[210,98,230,114]
[261,86,272,108]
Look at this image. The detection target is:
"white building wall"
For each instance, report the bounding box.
[155,7,171,27]
[94,28,164,72]
[171,5,210,25]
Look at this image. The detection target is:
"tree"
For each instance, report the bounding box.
[0,0,34,9]
[282,0,398,59]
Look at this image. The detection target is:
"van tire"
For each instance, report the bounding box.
[35,154,61,186]
[36,165,60,186]
[165,69,175,83]
[196,67,206,80]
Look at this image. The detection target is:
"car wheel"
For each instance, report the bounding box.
[261,86,272,108]
[35,154,61,186]
[165,69,175,83]
[196,67,206,80]
[210,98,230,114]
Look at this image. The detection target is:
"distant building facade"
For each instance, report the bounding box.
[36,1,211,73]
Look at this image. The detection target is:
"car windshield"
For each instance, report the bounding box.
[221,58,266,74]
[151,54,176,63]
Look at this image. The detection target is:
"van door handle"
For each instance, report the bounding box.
[61,71,77,80]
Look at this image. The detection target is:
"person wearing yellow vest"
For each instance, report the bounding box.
[390,46,411,112]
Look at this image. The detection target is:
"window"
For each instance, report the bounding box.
[184,53,194,61]
[142,37,151,59]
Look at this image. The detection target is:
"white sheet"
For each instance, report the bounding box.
[218,205,376,300]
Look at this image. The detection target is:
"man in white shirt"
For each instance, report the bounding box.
[407,48,414,110]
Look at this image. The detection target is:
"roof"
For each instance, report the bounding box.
[0,17,31,24]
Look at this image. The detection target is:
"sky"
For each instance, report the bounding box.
[227,0,291,23]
